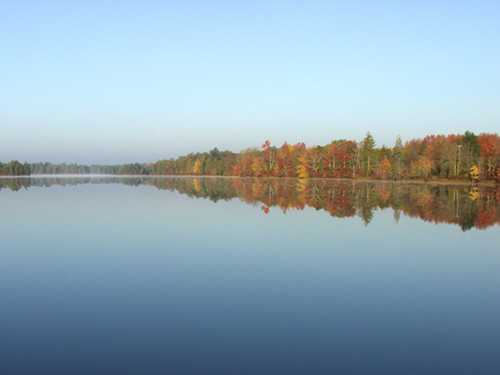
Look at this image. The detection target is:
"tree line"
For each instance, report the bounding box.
[5,131,500,181]
[148,131,500,182]
[29,162,152,175]
[30,162,121,175]
[0,160,31,176]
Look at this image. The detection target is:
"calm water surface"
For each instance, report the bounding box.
[1,176,499,374]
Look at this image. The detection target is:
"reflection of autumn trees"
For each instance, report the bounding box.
[3,176,499,231]
[147,178,500,231]
[322,183,356,219]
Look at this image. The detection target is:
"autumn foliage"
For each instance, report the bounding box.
[149,132,500,182]
[152,177,500,231]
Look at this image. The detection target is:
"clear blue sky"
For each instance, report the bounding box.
[1,0,499,164]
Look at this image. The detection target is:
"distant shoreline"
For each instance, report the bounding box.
[2,174,497,186]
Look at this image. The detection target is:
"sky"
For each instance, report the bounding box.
[1,0,499,165]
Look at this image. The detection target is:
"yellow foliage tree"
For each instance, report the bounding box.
[192,160,202,175]
[297,165,309,179]
[470,165,480,181]
[297,152,310,178]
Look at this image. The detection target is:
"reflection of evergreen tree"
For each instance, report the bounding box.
[209,194,220,203]
[391,184,404,223]
[359,206,375,225]
[458,193,480,231]
[354,185,377,225]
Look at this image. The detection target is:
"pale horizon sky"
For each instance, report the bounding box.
[2,1,499,164]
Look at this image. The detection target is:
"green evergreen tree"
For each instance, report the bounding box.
[361,132,376,176]
[392,136,404,180]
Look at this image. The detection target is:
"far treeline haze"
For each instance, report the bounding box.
[3,131,500,182]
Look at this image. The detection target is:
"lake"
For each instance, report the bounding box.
[1,176,499,374]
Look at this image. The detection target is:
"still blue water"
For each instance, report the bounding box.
[1,177,499,374]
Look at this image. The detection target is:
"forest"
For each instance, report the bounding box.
[149,131,500,182]
[29,162,121,175]
[0,160,31,176]
[4,131,499,182]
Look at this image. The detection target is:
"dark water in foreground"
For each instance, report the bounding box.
[1,176,499,374]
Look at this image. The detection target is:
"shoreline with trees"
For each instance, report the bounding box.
[0,161,31,176]
[148,131,500,183]
[3,131,499,182]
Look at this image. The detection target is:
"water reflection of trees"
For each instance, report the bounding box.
[155,178,500,231]
[0,178,32,191]
[2,177,499,231]
[0,176,142,191]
